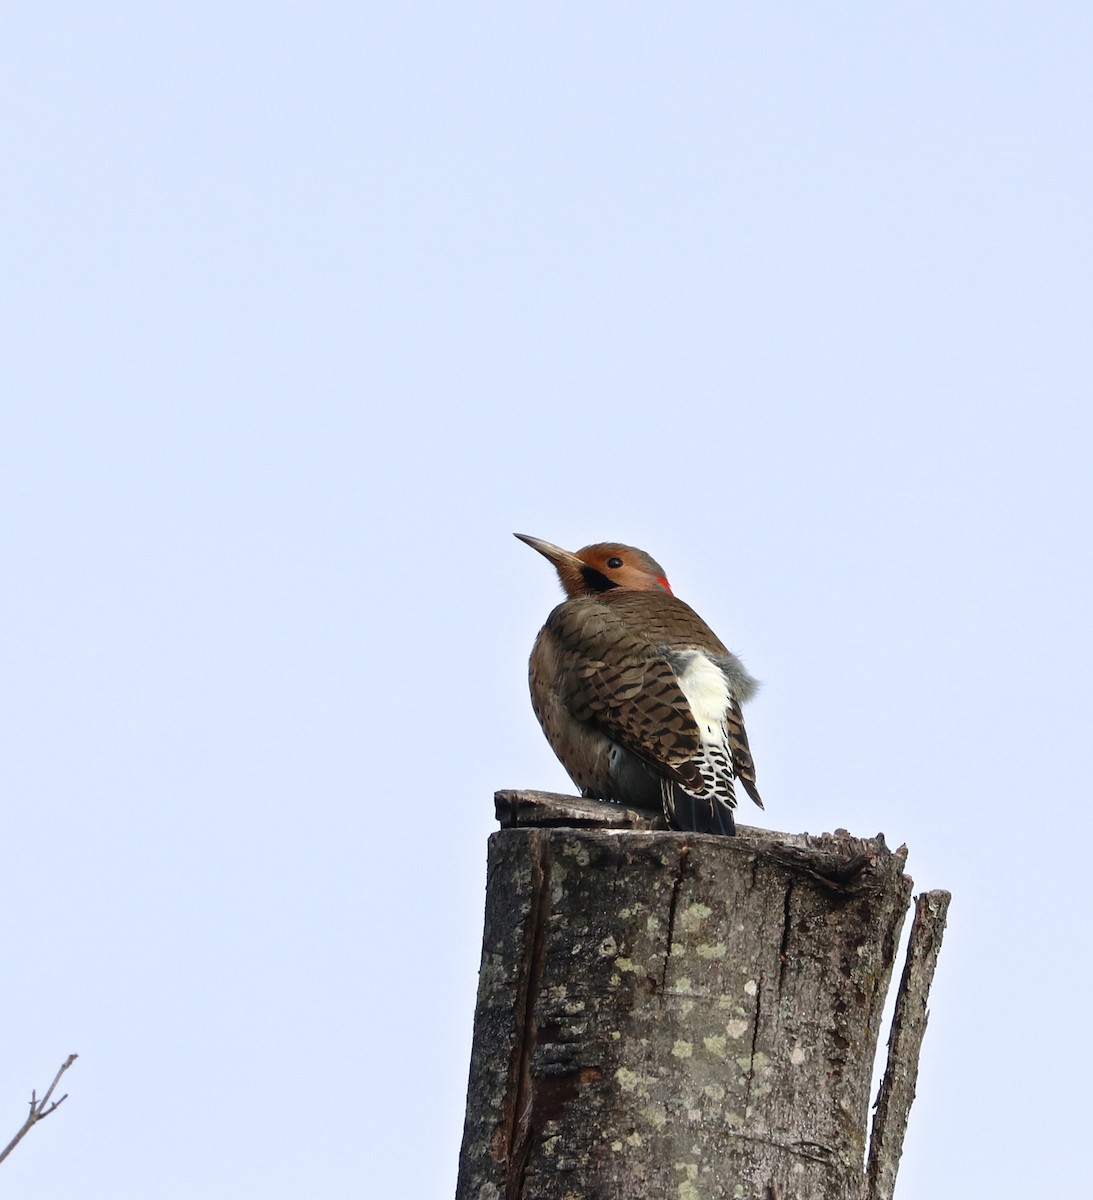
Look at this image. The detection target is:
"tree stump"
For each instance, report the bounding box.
[456,791,949,1200]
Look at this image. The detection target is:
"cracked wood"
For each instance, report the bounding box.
[457,792,932,1200]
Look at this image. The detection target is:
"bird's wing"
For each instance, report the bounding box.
[545,599,733,802]
[724,694,763,809]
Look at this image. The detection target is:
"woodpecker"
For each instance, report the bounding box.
[515,534,763,836]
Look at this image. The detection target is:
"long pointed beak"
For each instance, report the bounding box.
[513,533,585,571]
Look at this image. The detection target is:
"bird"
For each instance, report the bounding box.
[515,534,763,836]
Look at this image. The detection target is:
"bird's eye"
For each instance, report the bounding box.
[606,556,623,569]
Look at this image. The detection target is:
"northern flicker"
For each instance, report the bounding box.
[516,534,764,836]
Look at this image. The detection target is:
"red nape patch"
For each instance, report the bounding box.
[657,576,673,594]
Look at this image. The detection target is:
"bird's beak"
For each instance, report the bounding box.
[513,533,585,572]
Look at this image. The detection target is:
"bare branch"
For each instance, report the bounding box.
[866,891,951,1200]
[0,1055,78,1167]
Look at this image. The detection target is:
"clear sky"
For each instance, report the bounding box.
[2,4,1090,1196]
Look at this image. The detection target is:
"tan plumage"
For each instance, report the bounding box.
[516,535,763,835]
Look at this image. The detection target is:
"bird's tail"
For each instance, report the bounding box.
[661,781,736,836]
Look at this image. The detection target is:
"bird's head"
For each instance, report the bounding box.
[514,534,673,598]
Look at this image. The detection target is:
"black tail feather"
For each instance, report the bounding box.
[662,782,736,836]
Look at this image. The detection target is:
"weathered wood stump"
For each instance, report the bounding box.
[457,792,948,1200]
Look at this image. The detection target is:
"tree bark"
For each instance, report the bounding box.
[865,890,951,1200]
[457,791,943,1200]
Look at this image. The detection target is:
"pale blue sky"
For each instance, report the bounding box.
[2,4,1091,1196]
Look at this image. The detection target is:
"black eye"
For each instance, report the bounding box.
[606,556,623,569]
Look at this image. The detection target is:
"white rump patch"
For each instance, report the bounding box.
[671,651,732,734]
[662,647,738,804]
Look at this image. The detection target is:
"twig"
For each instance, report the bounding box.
[0,1054,78,1166]
[865,891,951,1200]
